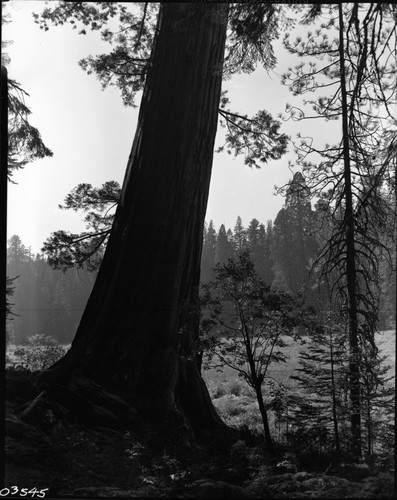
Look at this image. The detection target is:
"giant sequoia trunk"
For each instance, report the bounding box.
[36,3,228,438]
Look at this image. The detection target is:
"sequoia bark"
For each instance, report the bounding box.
[38,3,228,438]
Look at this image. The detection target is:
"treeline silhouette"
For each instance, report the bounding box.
[7,174,395,345]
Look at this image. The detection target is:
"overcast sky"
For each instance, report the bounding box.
[4,1,337,254]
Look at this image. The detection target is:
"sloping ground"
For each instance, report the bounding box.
[5,408,394,499]
[5,331,395,498]
[56,472,395,499]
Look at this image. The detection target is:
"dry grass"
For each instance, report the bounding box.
[203,331,395,435]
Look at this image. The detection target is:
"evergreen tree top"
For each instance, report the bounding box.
[285,171,311,208]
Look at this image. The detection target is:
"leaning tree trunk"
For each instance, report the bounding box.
[35,3,229,439]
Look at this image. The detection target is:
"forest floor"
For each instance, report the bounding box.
[4,367,395,499]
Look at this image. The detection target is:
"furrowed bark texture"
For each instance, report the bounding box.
[39,3,228,435]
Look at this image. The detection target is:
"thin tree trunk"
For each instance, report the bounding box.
[365,381,372,456]
[338,4,362,457]
[285,406,289,445]
[240,307,275,454]
[35,3,229,439]
[254,382,275,454]
[329,328,341,453]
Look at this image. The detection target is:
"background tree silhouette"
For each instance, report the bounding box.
[280,3,397,456]
[272,172,318,297]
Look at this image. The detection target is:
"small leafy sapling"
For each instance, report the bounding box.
[201,251,311,453]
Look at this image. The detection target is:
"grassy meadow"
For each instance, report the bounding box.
[202,330,395,435]
[6,330,395,437]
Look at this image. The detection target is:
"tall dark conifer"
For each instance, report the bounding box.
[215,224,234,266]
[282,3,397,456]
[263,221,275,286]
[233,216,247,255]
[272,172,317,295]
[7,236,35,344]
[200,221,217,283]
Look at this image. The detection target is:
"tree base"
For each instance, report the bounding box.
[19,373,140,434]
[16,370,231,451]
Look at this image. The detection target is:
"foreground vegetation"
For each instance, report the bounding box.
[5,329,394,497]
[5,374,394,498]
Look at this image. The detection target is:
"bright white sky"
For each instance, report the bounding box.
[4,1,338,254]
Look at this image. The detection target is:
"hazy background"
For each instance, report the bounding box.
[4,1,338,254]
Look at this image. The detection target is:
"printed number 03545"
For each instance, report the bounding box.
[0,487,48,498]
